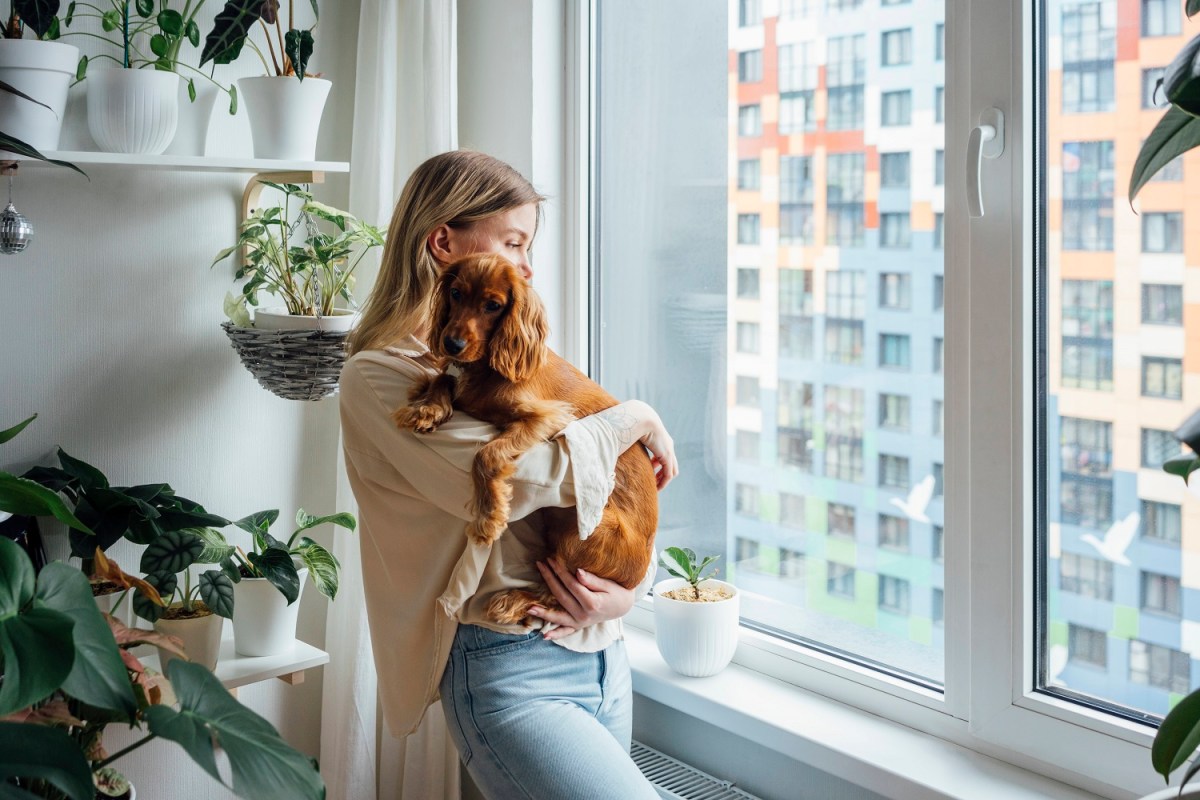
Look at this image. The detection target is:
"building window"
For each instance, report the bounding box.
[935,22,944,61]
[779,0,812,19]
[933,275,945,310]
[736,321,760,354]
[778,380,815,471]
[738,104,762,137]
[1068,624,1108,668]
[737,267,760,299]
[1142,427,1180,468]
[735,483,759,517]
[1142,357,1183,399]
[1062,280,1114,390]
[828,502,856,537]
[779,92,815,134]
[1060,551,1114,601]
[932,337,944,374]
[933,462,944,496]
[1062,1,1116,113]
[735,375,759,407]
[827,562,856,598]
[1142,571,1182,617]
[736,536,761,571]
[827,154,865,246]
[780,548,805,579]
[825,386,865,483]
[737,213,760,245]
[738,0,762,27]
[878,514,910,551]
[1142,212,1183,253]
[934,214,944,250]
[1143,0,1182,36]
[932,588,945,625]
[880,333,911,370]
[880,152,910,188]
[881,90,912,126]
[933,525,944,561]
[1062,141,1115,249]
[933,399,944,437]
[779,43,817,134]
[781,492,806,529]
[878,575,911,615]
[934,149,945,186]
[780,155,815,244]
[737,158,760,191]
[1142,500,1182,544]
[1143,67,1169,108]
[826,35,865,130]
[1142,284,1183,325]
[879,392,910,431]
[935,85,945,122]
[1060,416,1113,529]
[825,270,865,364]
[880,213,911,248]
[735,429,760,462]
[879,453,911,490]
[881,28,912,66]
[780,269,815,358]
[1130,640,1191,694]
[737,50,762,83]
[827,0,863,9]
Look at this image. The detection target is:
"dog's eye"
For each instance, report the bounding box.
[484,300,503,313]
[449,287,461,300]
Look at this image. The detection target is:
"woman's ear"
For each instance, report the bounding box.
[490,275,548,382]
[427,224,455,266]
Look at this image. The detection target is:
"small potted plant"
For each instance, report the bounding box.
[204,506,354,656]
[0,0,79,154]
[653,547,740,677]
[130,527,236,671]
[200,0,325,160]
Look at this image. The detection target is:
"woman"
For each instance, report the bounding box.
[339,150,677,799]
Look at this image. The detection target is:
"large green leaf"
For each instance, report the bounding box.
[132,572,177,623]
[293,540,337,600]
[283,29,313,80]
[200,0,264,67]
[55,448,108,490]
[1130,106,1200,202]
[234,509,279,538]
[0,80,51,112]
[34,562,136,717]
[147,661,326,800]
[0,472,92,534]
[1153,687,1200,779]
[199,570,235,619]
[0,537,34,614]
[0,415,36,444]
[194,527,236,563]
[659,546,697,582]
[293,509,356,537]
[1190,0,1200,17]
[13,0,61,39]
[140,529,204,575]
[247,547,300,605]
[0,721,95,800]
[1163,454,1200,482]
[0,131,85,176]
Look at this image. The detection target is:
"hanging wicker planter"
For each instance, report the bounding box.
[221,321,349,401]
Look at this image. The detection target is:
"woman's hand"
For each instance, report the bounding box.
[601,400,679,490]
[527,557,637,640]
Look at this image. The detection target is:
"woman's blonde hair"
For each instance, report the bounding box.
[348,151,544,355]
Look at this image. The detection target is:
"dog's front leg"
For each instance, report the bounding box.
[392,372,457,433]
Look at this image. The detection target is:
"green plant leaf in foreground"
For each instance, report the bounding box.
[0,721,95,800]
[140,528,204,575]
[1152,688,1200,781]
[147,660,326,800]
[200,0,264,67]
[0,472,93,534]
[247,547,300,605]
[1163,454,1200,482]
[0,414,36,444]
[1130,106,1200,203]
[1190,0,1200,17]
[294,540,338,600]
[659,546,696,582]
[198,570,235,619]
[0,132,86,177]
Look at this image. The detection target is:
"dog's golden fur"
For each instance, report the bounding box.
[392,253,658,624]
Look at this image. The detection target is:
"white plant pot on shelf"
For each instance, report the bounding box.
[253,306,358,332]
[0,40,78,153]
[86,69,180,154]
[164,80,218,156]
[232,567,308,657]
[237,76,331,161]
[653,578,740,678]
[153,607,223,671]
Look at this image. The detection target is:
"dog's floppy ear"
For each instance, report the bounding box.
[489,274,548,382]
[428,270,455,357]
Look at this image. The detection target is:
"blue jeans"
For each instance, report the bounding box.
[439,624,660,800]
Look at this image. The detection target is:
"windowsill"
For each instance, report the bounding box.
[624,626,1098,800]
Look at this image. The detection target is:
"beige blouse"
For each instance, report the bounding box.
[339,337,655,737]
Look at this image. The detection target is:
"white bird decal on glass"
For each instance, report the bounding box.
[1079,512,1140,567]
[888,474,936,523]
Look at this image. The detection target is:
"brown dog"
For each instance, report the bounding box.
[392,252,658,624]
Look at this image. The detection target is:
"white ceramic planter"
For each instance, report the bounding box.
[0,40,78,153]
[86,69,180,154]
[93,585,134,627]
[164,80,218,156]
[653,578,740,677]
[232,567,307,656]
[237,76,330,161]
[153,607,223,671]
[254,306,358,332]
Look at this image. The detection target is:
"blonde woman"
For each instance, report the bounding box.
[339,150,678,799]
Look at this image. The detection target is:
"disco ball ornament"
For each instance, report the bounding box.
[0,201,33,255]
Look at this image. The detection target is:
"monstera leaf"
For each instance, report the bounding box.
[0,722,94,800]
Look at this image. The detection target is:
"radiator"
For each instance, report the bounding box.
[631,740,763,800]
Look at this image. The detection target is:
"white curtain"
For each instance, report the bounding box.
[321,2,459,799]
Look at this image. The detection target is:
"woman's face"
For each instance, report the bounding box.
[435,203,537,281]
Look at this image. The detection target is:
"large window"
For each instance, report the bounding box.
[826,154,865,246]
[779,156,814,244]
[1061,1,1116,113]
[1062,141,1114,250]
[826,35,865,130]
[1061,279,1113,390]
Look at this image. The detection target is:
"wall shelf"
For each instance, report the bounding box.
[142,637,329,693]
[2,151,349,175]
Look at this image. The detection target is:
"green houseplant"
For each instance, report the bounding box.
[653,547,739,678]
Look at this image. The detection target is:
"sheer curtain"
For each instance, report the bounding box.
[320,1,459,799]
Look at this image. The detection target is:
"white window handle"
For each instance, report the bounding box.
[967,107,1004,218]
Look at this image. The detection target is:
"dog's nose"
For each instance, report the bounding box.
[443,336,467,355]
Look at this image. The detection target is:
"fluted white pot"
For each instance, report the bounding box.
[232,567,307,656]
[153,606,223,671]
[164,79,218,156]
[653,578,740,677]
[253,306,358,331]
[0,40,78,153]
[238,76,330,161]
[86,69,180,154]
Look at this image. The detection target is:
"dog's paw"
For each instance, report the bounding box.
[466,517,503,547]
[485,590,541,625]
[392,403,450,433]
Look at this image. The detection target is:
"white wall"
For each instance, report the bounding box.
[2,1,359,796]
